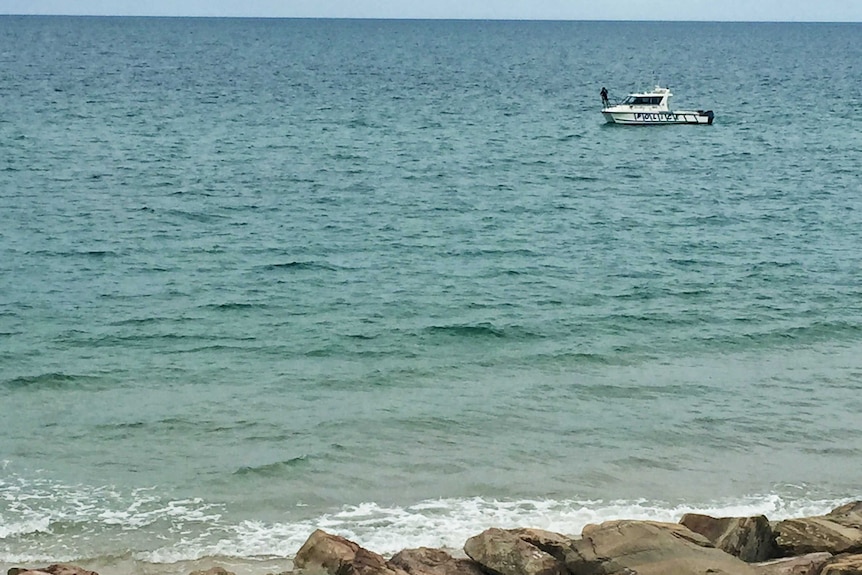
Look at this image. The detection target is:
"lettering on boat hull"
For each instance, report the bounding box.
[635,112,681,122]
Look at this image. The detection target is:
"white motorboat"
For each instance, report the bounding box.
[602,86,714,125]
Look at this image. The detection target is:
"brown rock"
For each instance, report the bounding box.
[295,530,362,574]
[508,528,574,563]
[753,552,832,575]
[773,501,862,557]
[821,552,862,575]
[774,517,862,556]
[190,568,236,575]
[680,513,776,562]
[338,548,406,575]
[582,520,715,548]
[464,527,567,575]
[294,530,409,575]
[564,520,759,575]
[11,567,98,575]
[827,502,862,529]
[41,567,98,575]
[389,547,485,575]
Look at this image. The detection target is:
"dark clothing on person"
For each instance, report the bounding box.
[600,87,609,107]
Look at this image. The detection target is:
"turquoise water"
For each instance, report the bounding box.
[2,16,862,573]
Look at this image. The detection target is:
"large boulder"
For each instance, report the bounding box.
[508,528,575,563]
[9,566,99,575]
[340,548,409,575]
[821,553,862,575]
[680,513,776,562]
[563,520,760,575]
[828,502,862,529]
[294,529,406,575]
[389,548,485,575]
[295,530,362,573]
[753,552,832,575]
[774,502,862,556]
[189,568,236,575]
[464,527,567,575]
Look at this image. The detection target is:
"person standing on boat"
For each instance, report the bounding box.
[600,87,609,108]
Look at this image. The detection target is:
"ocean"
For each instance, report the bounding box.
[1,15,862,575]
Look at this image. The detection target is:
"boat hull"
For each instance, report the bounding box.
[602,109,714,125]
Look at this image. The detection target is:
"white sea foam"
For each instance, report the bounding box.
[1,470,854,565]
[137,493,852,563]
[0,516,52,539]
[293,495,849,557]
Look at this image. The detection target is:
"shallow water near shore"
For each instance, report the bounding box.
[2,16,862,574]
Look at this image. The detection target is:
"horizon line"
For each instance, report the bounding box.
[0,13,860,24]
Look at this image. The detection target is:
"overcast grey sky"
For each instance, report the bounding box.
[1,0,861,21]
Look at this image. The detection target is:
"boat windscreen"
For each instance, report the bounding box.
[624,96,663,105]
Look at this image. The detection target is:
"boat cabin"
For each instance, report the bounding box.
[619,87,672,110]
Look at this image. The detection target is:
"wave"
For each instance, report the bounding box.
[139,493,854,563]
[23,249,121,258]
[261,261,339,272]
[532,351,615,366]
[0,470,854,566]
[424,323,543,341]
[0,474,223,563]
[776,320,862,341]
[233,456,310,478]
[561,174,598,181]
[698,320,862,350]
[0,516,52,539]
[198,302,267,311]
[109,316,195,326]
[426,324,506,339]
[1,372,92,390]
[164,209,227,223]
[346,333,379,340]
[81,332,228,346]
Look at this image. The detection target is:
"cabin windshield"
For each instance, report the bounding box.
[623,96,663,105]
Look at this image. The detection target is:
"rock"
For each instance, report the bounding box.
[827,502,862,529]
[389,547,485,575]
[190,568,236,575]
[775,517,862,556]
[464,527,567,575]
[338,548,407,575]
[680,513,776,562]
[564,520,759,575]
[11,567,98,575]
[753,552,832,575]
[773,501,862,556]
[295,530,363,574]
[821,553,862,575]
[508,528,574,563]
[584,520,716,548]
[293,529,408,575]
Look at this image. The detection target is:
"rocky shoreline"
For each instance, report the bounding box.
[9,501,862,575]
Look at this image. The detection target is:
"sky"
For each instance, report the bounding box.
[1,0,861,21]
